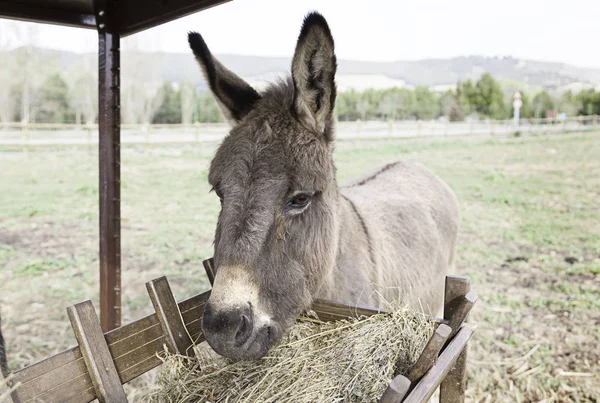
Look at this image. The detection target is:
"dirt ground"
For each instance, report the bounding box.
[0,132,598,401]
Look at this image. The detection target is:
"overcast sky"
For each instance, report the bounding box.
[1,0,599,68]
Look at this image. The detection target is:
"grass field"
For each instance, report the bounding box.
[1,132,599,401]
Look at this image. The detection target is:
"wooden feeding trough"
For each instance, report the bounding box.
[0,258,477,403]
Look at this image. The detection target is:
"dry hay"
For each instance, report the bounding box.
[148,302,435,403]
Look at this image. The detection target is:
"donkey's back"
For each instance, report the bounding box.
[339,161,460,316]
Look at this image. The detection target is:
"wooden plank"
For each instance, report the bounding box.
[405,324,452,382]
[310,299,446,327]
[11,348,90,403]
[108,320,162,361]
[147,276,195,357]
[379,375,411,403]
[25,373,95,403]
[440,276,472,403]
[311,299,386,320]
[202,258,216,286]
[403,326,474,403]
[445,292,477,340]
[67,301,127,403]
[12,356,88,402]
[113,335,165,382]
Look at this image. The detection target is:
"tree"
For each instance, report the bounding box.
[153,82,181,124]
[121,34,165,124]
[0,21,17,124]
[459,80,478,117]
[558,90,582,117]
[356,99,370,121]
[67,54,98,125]
[413,86,437,120]
[180,82,196,124]
[37,73,74,123]
[474,73,505,119]
[531,91,555,118]
[196,92,224,123]
[576,89,600,116]
[13,24,44,123]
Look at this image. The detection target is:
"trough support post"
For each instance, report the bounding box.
[146,276,196,357]
[67,301,127,403]
[379,375,411,403]
[404,326,474,403]
[95,0,122,332]
[440,276,471,403]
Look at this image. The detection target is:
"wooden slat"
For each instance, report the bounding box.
[108,320,162,362]
[113,335,165,382]
[379,375,411,403]
[67,301,127,403]
[444,292,477,340]
[311,299,386,321]
[13,356,88,402]
[26,373,95,403]
[403,326,475,403]
[147,276,195,357]
[405,324,452,382]
[11,348,89,403]
[440,276,472,403]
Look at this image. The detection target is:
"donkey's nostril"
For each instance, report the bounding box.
[234,313,253,345]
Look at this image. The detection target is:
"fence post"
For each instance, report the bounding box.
[21,121,29,160]
[194,122,200,143]
[440,276,472,403]
[418,120,422,136]
[87,125,93,156]
[594,114,598,130]
[144,124,150,150]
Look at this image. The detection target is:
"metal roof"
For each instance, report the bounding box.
[0,0,231,35]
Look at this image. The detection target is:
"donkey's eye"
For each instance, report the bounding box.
[290,193,311,208]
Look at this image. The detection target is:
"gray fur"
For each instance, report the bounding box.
[189,11,459,361]
[0,315,7,377]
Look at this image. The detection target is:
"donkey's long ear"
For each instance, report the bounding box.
[188,32,261,126]
[291,12,337,139]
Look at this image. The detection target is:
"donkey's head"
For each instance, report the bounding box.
[189,12,339,361]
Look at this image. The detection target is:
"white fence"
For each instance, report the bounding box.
[0,116,598,152]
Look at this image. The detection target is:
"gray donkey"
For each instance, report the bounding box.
[188,11,460,362]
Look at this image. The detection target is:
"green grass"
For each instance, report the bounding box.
[1,132,599,401]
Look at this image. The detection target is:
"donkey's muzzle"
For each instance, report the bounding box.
[201,301,256,357]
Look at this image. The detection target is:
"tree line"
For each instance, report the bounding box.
[3,69,599,125]
[1,23,599,125]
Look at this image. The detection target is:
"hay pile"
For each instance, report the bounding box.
[149,303,434,403]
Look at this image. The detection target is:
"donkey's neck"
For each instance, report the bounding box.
[315,192,379,307]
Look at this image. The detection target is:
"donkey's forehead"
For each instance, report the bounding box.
[209,120,331,190]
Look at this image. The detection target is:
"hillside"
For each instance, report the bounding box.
[3,47,600,93]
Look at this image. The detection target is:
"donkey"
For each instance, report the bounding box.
[0,315,7,378]
[188,11,460,362]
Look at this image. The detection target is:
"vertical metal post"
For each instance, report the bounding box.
[94,0,121,332]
